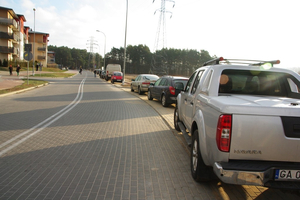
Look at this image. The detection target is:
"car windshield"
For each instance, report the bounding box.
[144,75,158,80]
[114,72,122,76]
[219,69,300,98]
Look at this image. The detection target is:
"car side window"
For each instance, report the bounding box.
[136,76,141,81]
[164,79,170,86]
[184,71,197,92]
[159,78,167,86]
[154,78,161,86]
[191,71,204,94]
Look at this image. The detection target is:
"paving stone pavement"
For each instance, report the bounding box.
[0,71,299,200]
[0,72,222,200]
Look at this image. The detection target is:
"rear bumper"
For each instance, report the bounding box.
[214,162,266,186]
[141,85,149,91]
[169,96,177,103]
[213,161,300,189]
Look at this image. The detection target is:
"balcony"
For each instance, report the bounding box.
[0,17,18,31]
[38,55,46,60]
[38,47,46,51]
[0,46,18,54]
[0,31,19,42]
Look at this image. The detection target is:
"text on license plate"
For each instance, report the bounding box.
[275,169,300,180]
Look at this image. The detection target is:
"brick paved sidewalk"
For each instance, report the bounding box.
[0,71,26,90]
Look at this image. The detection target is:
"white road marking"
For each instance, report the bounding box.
[0,78,86,157]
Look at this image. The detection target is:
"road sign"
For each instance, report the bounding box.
[24,52,33,61]
[25,44,32,52]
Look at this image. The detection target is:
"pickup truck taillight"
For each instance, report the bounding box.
[169,86,175,95]
[216,114,232,152]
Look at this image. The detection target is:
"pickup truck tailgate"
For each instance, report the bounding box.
[230,114,300,162]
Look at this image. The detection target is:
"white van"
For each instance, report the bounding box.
[105,64,121,81]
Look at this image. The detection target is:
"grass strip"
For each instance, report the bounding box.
[0,79,48,95]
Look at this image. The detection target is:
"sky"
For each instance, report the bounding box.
[1,0,300,71]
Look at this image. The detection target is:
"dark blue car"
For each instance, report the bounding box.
[148,75,188,107]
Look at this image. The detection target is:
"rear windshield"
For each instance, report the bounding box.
[219,69,300,98]
[174,79,188,88]
[114,72,122,76]
[144,75,158,80]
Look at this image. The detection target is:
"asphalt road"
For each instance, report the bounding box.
[0,71,299,200]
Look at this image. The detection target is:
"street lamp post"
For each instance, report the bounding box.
[96,30,106,71]
[122,0,128,85]
[33,8,36,76]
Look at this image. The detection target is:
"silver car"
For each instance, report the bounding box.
[131,74,159,95]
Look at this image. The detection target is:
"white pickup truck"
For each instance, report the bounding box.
[174,57,300,189]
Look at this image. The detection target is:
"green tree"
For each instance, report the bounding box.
[127,44,152,74]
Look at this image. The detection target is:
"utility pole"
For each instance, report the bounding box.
[153,0,175,51]
[86,36,97,70]
[151,0,175,75]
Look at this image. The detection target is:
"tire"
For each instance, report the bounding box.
[131,85,134,92]
[111,80,114,84]
[191,129,212,182]
[161,94,168,107]
[138,87,143,95]
[148,90,153,100]
[174,106,181,131]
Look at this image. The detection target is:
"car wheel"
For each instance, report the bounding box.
[131,85,134,92]
[161,94,168,107]
[148,90,153,100]
[138,87,143,95]
[191,129,212,182]
[174,106,181,131]
[111,80,114,84]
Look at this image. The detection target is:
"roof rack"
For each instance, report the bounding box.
[203,57,280,67]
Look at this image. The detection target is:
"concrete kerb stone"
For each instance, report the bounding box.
[0,83,49,97]
[0,71,77,97]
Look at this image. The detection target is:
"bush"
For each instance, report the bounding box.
[3,59,8,67]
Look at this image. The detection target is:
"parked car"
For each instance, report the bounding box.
[100,70,106,79]
[148,76,188,107]
[105,64,121,81]
[174,57,300,189]
[111,71,123,84]
[131,74,159,94]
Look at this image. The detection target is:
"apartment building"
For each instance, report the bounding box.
[28,30,49,67]
[0,6,24,61]
[0,6,49,67]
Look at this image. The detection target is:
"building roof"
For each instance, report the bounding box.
[17,14,26,22]
[28,30,49,36]
[0,6,19,19]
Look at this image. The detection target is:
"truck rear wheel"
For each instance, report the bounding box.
[191,130,211,182]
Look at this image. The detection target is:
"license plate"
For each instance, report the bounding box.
[275,169,300,180]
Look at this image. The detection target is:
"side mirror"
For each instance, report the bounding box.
[131,79,135,81]
[149,82,154,86]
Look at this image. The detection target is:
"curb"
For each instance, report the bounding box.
[0,83,49,97]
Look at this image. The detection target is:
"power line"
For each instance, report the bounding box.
[153,0,175,52]
[150,0,175,75]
